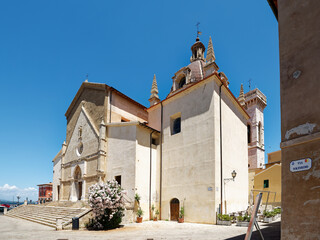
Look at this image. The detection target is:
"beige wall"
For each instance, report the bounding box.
[109,92,148,123]
[254,164,281,204]
[278,1,320,239]
[268,150,281,163]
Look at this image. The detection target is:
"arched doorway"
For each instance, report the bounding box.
[74,166,82,200]
[170,198,180,221]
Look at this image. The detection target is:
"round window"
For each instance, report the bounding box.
[76,142,84,156]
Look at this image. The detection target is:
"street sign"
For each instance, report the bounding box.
[290,158,312,172]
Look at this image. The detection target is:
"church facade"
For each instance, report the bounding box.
[52,36,266,224]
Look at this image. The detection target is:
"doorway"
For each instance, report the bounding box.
[170,198,180,221]
[74,166,83,201]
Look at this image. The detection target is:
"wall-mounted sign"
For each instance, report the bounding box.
[290,158,312,172]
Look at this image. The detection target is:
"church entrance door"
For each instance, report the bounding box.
[170,198,180,221]
[78,182,82,200]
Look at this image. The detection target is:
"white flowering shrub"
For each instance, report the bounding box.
[87,180,126,230]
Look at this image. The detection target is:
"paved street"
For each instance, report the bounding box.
[0,215,280,240]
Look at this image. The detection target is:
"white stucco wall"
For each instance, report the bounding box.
[53,155,61,201]
[107,124,137,202]
[135,126,159,220]
[160,78,216,223]
[218,85,249,214]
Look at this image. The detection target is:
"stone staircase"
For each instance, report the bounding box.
[5,204,91,228]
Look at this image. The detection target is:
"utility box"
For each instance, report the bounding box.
[72,217,79,230]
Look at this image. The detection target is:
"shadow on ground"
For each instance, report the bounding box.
[225,222,280,240]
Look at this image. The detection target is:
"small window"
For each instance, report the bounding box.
[115,175,121,186]
[178,77,186,89]
[172,117,181,135]
[247,124,251,143]
[263,179,269,188]
[152,138,158,145]
[121,117,129,122]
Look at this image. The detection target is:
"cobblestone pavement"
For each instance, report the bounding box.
[0,215,280,240]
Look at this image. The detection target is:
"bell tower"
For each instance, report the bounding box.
[239,87,267,169]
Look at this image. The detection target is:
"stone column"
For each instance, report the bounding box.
[56,217,63,231]
[70,179,77,202]
[81,180,86,201]
[97,119,107,182]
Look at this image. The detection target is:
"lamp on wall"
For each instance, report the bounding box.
[223,170,237,214]
[224,170,237,183]
[231,170,237,180]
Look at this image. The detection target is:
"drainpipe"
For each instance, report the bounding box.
[219,83,223,215]
[149,130,155,220]
[159,102,163,219]
[109,89,113,123]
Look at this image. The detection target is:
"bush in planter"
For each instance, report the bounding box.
[136,207,143,223]
[217,214,231,226]
[178,207,184,223]
[86,180,126,230]
[154,209,159,221]
[237,214,250,222]
[218,214,231,221]
[134,193,141,205]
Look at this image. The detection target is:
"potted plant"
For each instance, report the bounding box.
[236,213,251,227]
[178,207,184,223]
[151,204,155,219]
[134,193,141,205]
[154,209,159,221]
[273,208,281,219]
[136,207,143,223]
[217,214,232,226]
[263,210,273,223]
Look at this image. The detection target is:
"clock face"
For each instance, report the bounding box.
[76,142,84,156]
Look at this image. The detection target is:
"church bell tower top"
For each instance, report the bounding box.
[190,37,206,62]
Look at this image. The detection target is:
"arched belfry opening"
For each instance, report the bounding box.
[170,198,180,221]
[74,166,83,201]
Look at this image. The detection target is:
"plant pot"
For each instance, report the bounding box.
[217,220,231,226]
[136,217,143,223]
[236,221,250,227]
[264,217,273,223]
[153,217,158,221]
[178,217,184,223]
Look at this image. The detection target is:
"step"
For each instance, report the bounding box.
[6,215,56,228]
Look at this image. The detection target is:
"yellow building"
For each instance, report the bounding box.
[252,150,281,206]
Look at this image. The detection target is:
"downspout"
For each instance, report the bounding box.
[219,83,223,214]
[149,130,155,220]
[109,89,113,123]
[159,102,163,219]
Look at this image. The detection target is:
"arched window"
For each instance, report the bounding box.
[258,122,262,144]
[178,77,186,89]
[247,124,251,143]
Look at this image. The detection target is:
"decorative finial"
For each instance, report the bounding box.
[238,84,246,107]
[149,74,160,106]
[206,36,216,63]
[196,22,202,39]
[85,73,88,82]
[248,78,252,91]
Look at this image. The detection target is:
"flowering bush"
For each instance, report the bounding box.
[86,180,126,230]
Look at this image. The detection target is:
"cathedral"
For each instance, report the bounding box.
[52,36,266,224]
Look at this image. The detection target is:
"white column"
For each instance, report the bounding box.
[81,180,86,201]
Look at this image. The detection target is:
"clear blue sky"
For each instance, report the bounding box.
[0,0,279,201]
